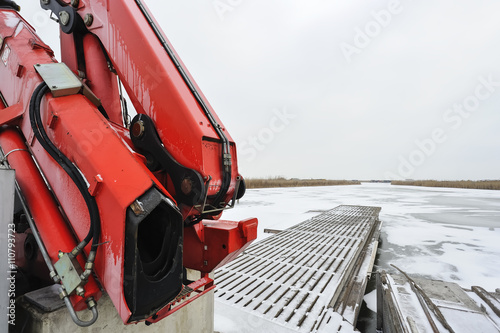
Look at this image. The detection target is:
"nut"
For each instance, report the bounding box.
[59,11,70,26]
[84,13,94,27]
[75,286,85,297]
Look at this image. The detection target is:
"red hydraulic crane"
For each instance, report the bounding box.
[0,0,257,326]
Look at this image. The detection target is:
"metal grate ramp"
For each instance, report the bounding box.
[215,205,381,332]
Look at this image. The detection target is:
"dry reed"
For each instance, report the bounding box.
[391,180,500,190]
[245,177,360,189]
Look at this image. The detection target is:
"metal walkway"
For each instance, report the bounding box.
[378,272,500,333]
[215,205,382,332]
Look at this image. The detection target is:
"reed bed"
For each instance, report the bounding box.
[245,177,360,189]
[391,180,500,190]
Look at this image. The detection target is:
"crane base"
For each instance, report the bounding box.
[14,284,214,333]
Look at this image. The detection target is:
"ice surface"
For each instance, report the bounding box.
[363,289,377,313]
[216,183,500,332]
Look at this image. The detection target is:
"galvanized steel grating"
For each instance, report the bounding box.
[215,205,381,332]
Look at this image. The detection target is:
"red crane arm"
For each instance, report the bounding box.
[49,0,242,215]
[0,1,257,327]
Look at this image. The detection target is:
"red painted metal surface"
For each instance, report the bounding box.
[0,128,102,311]
[75,0,240,200]
[147,274,216,325]
[184,218,258,273]
[0,2,258,325]
[81,33,122,125]
[0,102,23,125]
[35,92,166,323]
[0,10,154,320]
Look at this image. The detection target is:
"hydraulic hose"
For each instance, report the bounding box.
[62,290,99,327]
[28,82,101,264]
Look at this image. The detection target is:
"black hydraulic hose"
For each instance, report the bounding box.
[29,82,101,251]
[210,165,231,208]
[29,83,92,246]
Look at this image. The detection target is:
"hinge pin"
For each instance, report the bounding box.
[59,11,70,26]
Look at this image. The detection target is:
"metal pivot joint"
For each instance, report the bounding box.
[130,114,206,207]
[40,0,84,34]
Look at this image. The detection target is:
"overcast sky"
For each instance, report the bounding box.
[20,0,500,180]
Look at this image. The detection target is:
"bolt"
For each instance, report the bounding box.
[52,85,57,89]
[131,120,145,138]
[181,178,193,195]
[41,0,50,5]
[71,0,79,8]
[59,11,70,26]
[84,13,94,27]
[58,251,64,259]
[76,286,85,297]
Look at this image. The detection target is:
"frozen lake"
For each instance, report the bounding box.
[217,183,500,331]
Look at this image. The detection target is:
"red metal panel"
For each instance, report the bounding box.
[0,102,23,126]
[184,218,258,273]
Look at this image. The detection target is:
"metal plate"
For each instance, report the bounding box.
[34,63,82,97]
[24,284,65,312]
[53,253,84,295]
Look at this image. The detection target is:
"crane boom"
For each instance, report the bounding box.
[0,1,257,326]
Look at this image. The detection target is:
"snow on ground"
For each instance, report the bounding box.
[217,183,500,331]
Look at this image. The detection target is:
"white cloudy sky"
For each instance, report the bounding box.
[18,0,500,180]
